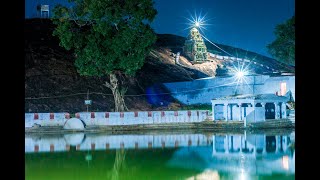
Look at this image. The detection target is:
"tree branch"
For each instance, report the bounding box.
[104,81,112,89]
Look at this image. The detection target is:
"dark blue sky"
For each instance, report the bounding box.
[152,0,295,57]
[25,0,295,57]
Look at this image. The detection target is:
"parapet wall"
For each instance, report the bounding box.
[25,110,209,128]
[25,112,70,127]
[163,75,295,105]
[208,53,279,72]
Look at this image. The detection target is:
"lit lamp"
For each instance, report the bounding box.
[234,69,248,83]
[230,64,250,96]
[236,71,245,79]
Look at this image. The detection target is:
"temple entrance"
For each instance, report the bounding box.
[265,103,275,119]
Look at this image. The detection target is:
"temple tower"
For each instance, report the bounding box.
[183,27,208,63]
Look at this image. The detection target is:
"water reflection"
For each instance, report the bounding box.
[168,133,295,176]
[25,131,295,180]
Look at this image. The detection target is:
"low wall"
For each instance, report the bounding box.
[25,112,70,127]
[25,110,209,128]
[75,110,209,126]
[208,53,279,72]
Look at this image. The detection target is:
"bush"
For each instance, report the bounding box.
[180,104,211,111]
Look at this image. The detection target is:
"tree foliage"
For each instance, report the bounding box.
[52,0,157,111]
[267,15,295,65]
[52,0,157,77]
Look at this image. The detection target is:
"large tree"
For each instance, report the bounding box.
[52,0,157,111]
[267,15,295,65]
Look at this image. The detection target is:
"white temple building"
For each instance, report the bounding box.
[211,93,291,124]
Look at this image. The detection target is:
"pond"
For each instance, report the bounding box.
[25,130,295,180]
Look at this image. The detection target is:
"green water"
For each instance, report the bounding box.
[25,131,295,180]
[26,148,200,180]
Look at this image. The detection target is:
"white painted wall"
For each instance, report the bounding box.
[163,75,295,105]
[246,107,265,123]
[25,110,209,128]
[214,104,258,121]
[214,105,224,120]
[75,110,208,126]
[25,112,69,127]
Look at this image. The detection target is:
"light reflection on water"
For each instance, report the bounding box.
[25,130,295,180]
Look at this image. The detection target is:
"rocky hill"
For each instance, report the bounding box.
[25,19,294,113]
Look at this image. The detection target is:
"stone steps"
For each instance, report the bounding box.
[248,119,294,129]
[26,119,294,133]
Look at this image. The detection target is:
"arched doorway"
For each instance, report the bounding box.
[265,103,275,119]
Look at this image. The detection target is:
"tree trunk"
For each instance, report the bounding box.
[105,73,128,112]
[111,149,126,180]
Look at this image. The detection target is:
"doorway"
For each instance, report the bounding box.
[265,103,275,119]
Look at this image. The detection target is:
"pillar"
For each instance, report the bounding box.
[223,103,228,121]
[225,135,229,154]
[275,136,279,153]
[212,104,215,120]
[274,102,279,119]
[229,104,233,120]
[262,134,267,154]
[212,135,216,156]
[281,102,287,119]
[238,103,242,121]
[260,102,266,121]
[240,136,243,153]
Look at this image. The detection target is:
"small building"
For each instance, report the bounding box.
[25,0,73,19]
[211,93,290,124]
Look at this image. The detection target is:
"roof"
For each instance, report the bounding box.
[213,93,289,101]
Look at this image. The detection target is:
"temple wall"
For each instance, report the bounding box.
[163,75,295,105]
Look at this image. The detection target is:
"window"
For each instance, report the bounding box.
[280,82,287,96]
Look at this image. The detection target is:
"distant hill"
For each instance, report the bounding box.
[156,34,295,75]
[25,19,294,113]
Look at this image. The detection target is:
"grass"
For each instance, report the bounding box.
[179,104,212,111]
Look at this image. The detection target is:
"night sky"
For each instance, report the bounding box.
[25,0,295,57]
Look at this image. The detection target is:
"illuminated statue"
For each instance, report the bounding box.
[183,27,208,63]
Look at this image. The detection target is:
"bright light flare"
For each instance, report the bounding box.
[228,60,252,94]
[183,11,212,33]
[232,66,249,83]
[236,71,245,79]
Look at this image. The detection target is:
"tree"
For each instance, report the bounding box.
[267,15,295,65]
[52,0,157,112]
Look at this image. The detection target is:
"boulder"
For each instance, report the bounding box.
[63,118,85,130]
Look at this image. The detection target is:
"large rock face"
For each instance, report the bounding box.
[63,118,85,130]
